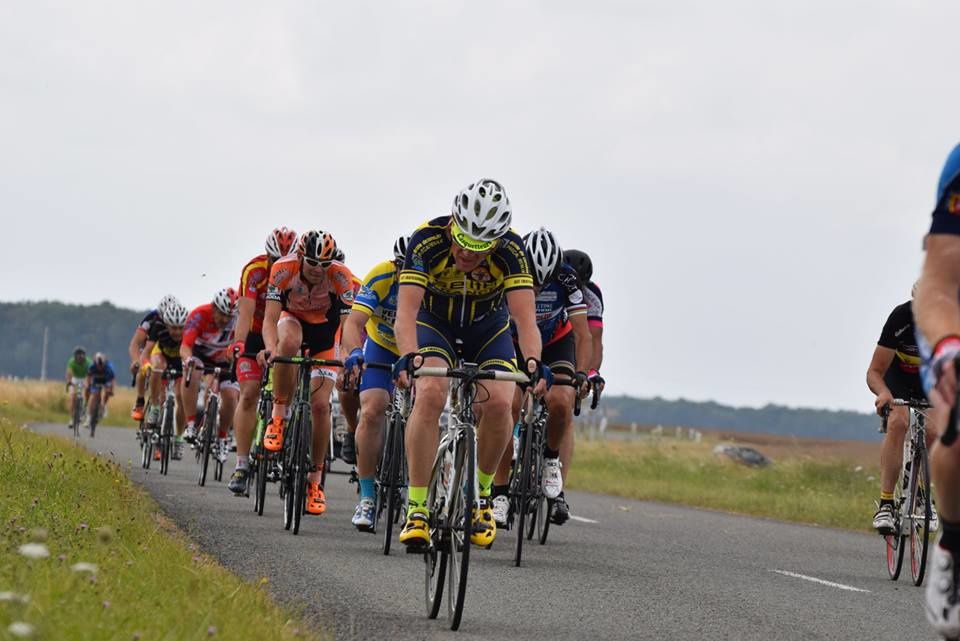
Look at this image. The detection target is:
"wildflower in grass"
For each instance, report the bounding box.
[18,543,49,559]
[7,622,35,638]
[71,562,98,575]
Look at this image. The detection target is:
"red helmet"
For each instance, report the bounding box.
[297,230,338,263]
[212,287,238,315]
[266,227,298,259]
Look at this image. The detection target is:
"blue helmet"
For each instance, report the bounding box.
[936,143,960,207]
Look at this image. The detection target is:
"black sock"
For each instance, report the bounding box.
[941,518,960,552]
[492,484,509,498]
[880,498,894,508]
[544,447,559,459]
[136,396,144,405]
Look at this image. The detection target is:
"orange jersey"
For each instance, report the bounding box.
[266,256,360,324]
[239,254,270,334]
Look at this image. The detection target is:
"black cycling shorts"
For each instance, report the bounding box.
[884,365,925,403]
[516,331,576,379]
[416,308,517,373]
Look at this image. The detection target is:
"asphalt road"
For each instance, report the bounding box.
[35,423,938,641]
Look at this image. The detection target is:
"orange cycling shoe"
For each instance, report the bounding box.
[131,404,145,421]
[306,483,326,515]
[263,417,285,452]
[153,446,161,461]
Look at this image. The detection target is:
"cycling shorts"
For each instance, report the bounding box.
[884,364,925,404]
[237,332,265,384]
[359,339,397,394]
[416,308,517,373]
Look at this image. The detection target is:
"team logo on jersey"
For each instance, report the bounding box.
[239,360,253,373]
[949,193,960,215]
[470,267,492,283]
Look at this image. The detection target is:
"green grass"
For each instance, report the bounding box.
[0,418,325,641]
[567,439,878,531]
[0,379,138,428]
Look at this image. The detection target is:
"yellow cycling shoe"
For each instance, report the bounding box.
[400,512,430,550]
[470,498,497,548]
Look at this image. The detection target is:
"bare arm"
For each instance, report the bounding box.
[128,329,147,365]
[916,235,960,345]
[866,346,895,395]
[569,313,593,377]
[588,325,603,371]
[507,288,542,364]
[234,297,255,347]
[340,309,370,357]
[261,300,282,355]
[395,284,425,357]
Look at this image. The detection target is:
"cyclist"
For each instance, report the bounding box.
[393,179,549,550]
[339,234,409,530]
[129,295,180,420]
[180,289,240,457]
[866,283,935,533]
[331,244,361,468]
[86,352,116,422]
[228,227,298,495]
[555,248,605,524]
[141,300,189,459]
[65,346,92,428]
[259,230,360,516]
[914,142,960,638]
[491,228,592,526]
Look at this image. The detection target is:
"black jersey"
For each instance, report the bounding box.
[877,301,920,375]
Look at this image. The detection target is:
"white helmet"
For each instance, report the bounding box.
[393,234,410,263]
[157,294,179,320]
[450,179,512,245]
[212,287,238,316]
[163,302,189,328]
[523,227,563,286]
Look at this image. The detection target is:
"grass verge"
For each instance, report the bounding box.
[0,379,137,428]
[0,418,325,641]
[566,438,878,532]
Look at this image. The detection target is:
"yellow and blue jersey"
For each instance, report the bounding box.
[399,216,533,327]
[352,260,401,354]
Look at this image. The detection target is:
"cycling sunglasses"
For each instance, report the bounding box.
[302,257,332,268]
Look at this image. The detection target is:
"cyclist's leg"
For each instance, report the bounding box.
[148,354,166,421]
[181,364,202,436]
[262,315,302,451]
[233,362,261,460]
[103,381,114,413]
[353,341,393,527]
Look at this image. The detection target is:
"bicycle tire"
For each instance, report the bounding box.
[255,455,268,515]
[140,418,152,470]
[215,452,224,483]
[515,416,533,567]
[910,446,932,586]
[425,443,451,619]
[72,395,82,440]
[447,431,474,630]
[89,404,98,438]
[160,399,174,476]
[525,425,544,543]
[537,496,552,545]
[292,404,311,536]
[382,414,403,555]
[198,397,218,487]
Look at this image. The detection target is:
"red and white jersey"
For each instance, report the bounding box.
[183,303,237,362]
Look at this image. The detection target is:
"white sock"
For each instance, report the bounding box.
[236,456,248,471]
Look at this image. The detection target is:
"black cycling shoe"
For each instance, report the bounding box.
[551,495,570,526]
[340,432,357,465]
[228,468,249,495]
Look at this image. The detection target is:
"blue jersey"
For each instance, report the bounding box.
[512,263,588,345]
[88,361,115,385]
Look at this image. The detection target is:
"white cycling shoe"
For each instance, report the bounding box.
[542,458,563,500]
[926,539,960,640]
[491,495,510,527]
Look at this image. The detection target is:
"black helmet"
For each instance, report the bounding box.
[563,249,593,283]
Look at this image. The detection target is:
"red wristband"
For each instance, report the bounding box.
[588,369,599,378]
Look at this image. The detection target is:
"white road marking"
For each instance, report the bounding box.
[569,515,599,524]
[771,569,870,593]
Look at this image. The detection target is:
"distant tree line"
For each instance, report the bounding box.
[0,301,147,379]
[598,395,881,442]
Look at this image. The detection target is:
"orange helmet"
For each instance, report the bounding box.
[297,230,338,264]
[266,227,298,259]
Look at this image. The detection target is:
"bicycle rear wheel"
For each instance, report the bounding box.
[160,401,174,475]
[72,396,82,440]
[447,432,474,630]
[255,454,268,516]
[537,496,552,545]
[910,448,932,586]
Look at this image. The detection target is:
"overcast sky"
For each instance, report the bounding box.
[2,1,957,412]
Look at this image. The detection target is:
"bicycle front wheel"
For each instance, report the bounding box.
[292,405,311,536]
[382,414,404,555]
[447,431,475,630]
[425,442,451,619]
[910,448,932,586]
[198,397,218,487]
[515,421,533,567]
